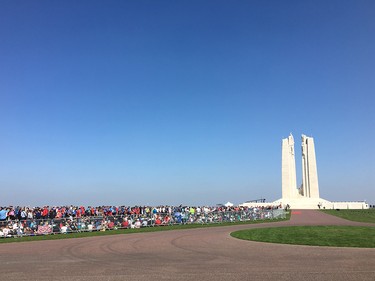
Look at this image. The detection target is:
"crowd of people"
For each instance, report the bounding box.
[0,204,284,238]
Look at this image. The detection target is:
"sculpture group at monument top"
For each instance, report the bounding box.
[241,134,368,209]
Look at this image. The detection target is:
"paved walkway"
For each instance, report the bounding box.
[0,210,374,281]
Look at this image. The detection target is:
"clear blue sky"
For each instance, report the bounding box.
[1,1,374,206]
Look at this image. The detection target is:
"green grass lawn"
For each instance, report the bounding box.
[0,214,290,244]
[321,209,375,223]
[231,226,375,248]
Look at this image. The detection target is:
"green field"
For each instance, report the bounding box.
[321,209,375,223]
[0,214,290,244]
[231,226,375,248]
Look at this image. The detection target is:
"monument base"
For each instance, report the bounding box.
[241,197,369,210]
[273,197,331,209]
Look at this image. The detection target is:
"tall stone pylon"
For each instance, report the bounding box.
[301,134,320,198]
[281,134,298,199]
[242,133,369,209]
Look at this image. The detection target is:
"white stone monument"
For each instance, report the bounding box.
[278,134,330,209]
[241,133,369,209]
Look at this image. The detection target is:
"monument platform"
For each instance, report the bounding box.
[241,198,369,209]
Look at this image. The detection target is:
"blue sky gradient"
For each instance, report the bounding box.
[1,1,374,206]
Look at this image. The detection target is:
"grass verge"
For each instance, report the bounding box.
[0,214,290,244]
[320,209,375,223]
[231,226,375,248]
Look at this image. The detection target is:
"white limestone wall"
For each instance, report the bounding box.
[270,198,369,209]
[329,202,369,209]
